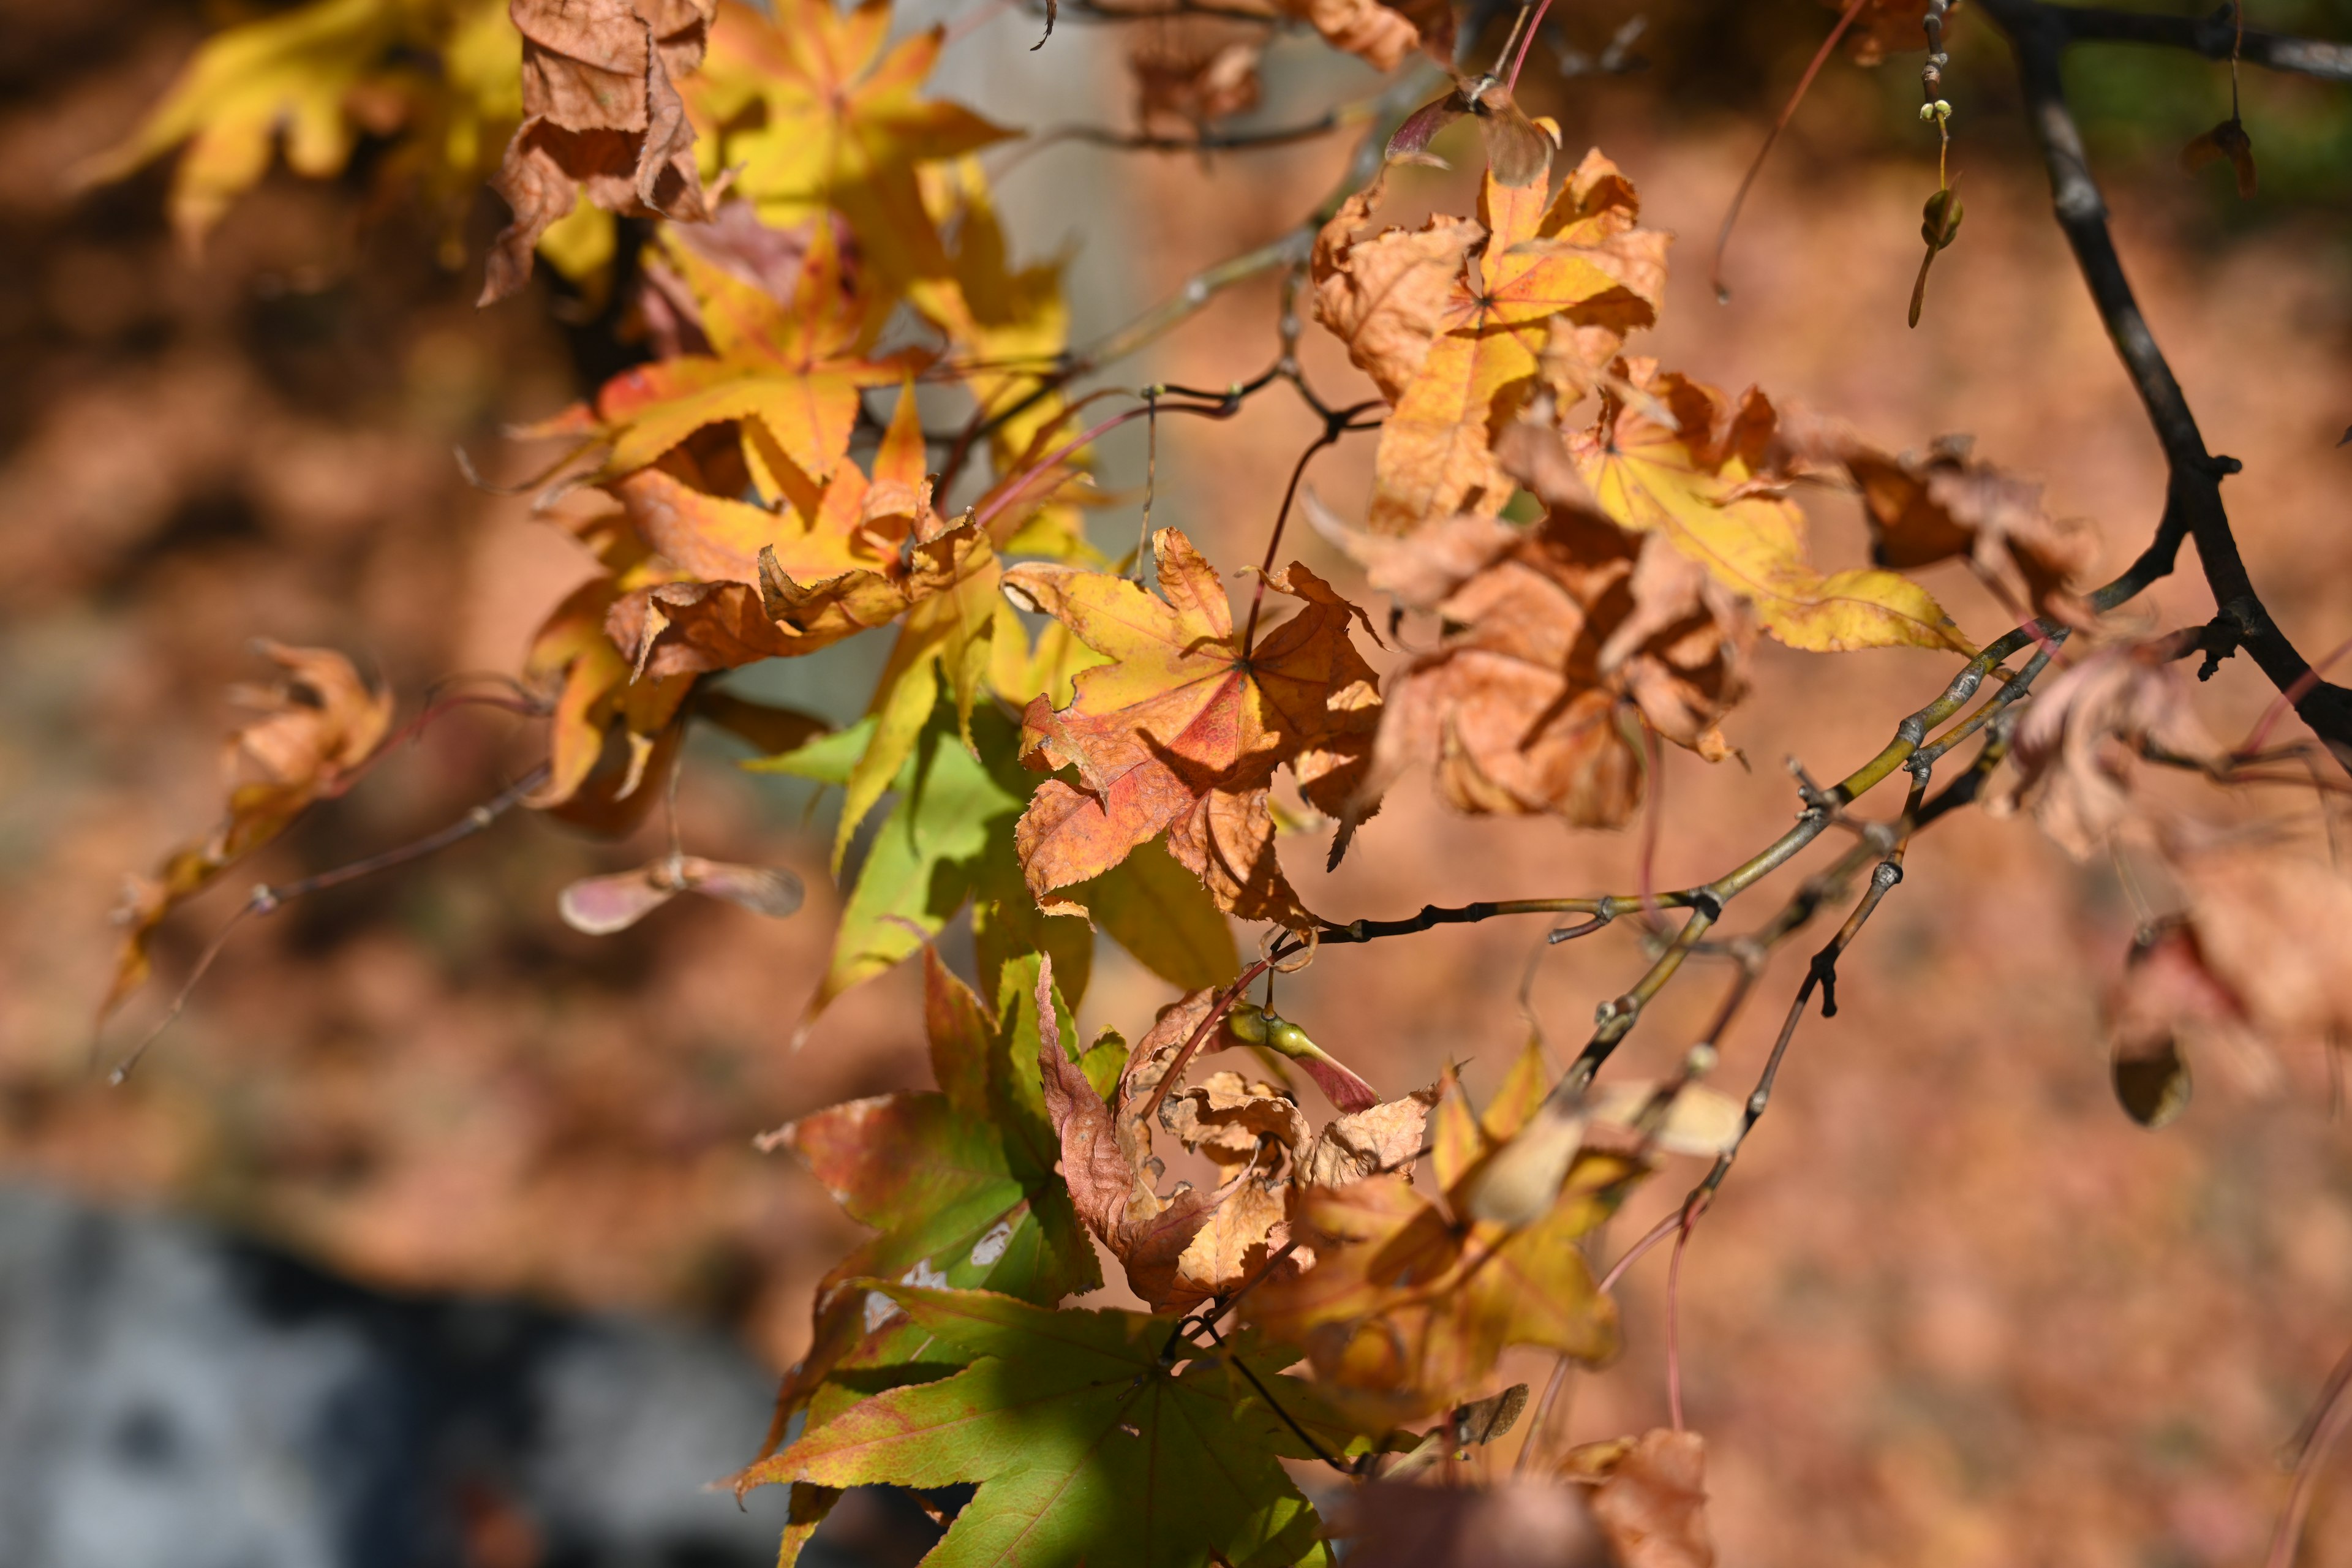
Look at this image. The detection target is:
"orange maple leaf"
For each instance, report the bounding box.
[1003,529,1381,927]
[1316,150,1668,535]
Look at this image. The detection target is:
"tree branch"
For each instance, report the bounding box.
[1977,0,2352,762]
[2050,2,2352,82]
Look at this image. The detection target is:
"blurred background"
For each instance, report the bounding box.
[2,0,2351,1562]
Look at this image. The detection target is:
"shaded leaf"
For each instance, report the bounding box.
[739,1287,1357,1568]
[755,951,1101,1441]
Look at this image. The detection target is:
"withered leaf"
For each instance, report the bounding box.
[1833,433,2101,623]
[483,0,717,304]
[1318,154,1669,533]
[1984,644,2228,859]
[1246,1045,1632,1423]
[1572,1428,1716,1568]
[1570,364,1973,655]
[1329,497,1751,828]
[2180,117,2258,199]
[105,643,393,1022]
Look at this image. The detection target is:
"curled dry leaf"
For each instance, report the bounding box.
[1386,74,1557,188]
[2102,918,2226,1128]
[1567,1428,1717,1568]
[1130,32,1262,134]
[1324,489,1752,828]
[483,0,717,304]
[1983,644,2227,859]
[1037,977,1433,1308]
[557,853,804,934]
[1246,1041,1629,1422]
[1006,527,1381,928]
[1265,0,1450,72]
[105,643,393,1020]
[1316,154,1669,533]
[1831,433,2101,623]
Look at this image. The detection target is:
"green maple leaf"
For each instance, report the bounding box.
[749,693,1236,1031]
[767,951,1101,1442]
[746,1286,1362,1568]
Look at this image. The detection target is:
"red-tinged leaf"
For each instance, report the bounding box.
[757,949,1099,1441]
[1006,528,1381,924]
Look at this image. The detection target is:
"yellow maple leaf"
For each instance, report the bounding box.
[585,224,919,492]
[1570,364,1975,654]
[1356,151,1668,534]
[78,0,517,254]
[688,0,1012,338]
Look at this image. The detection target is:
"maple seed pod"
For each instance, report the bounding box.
[1920,188,1964,251]
[1223,1003,1380,1112]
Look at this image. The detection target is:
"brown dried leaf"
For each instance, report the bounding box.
[482,0,717,304]
[1297,1084,1443,1188]
[1270,0,1445,72]
[2181,118,2258,198]
[1984,645,2227,859]
[1130,34,1262,134]
[1826,0,1934,66]
[1312,177,1483,405]
[1336,502,1751,826]
[2173,844,2352,1047]
[1836,434,2101,623]
[1572,1428,1716,1568]
[104,644,393,1020]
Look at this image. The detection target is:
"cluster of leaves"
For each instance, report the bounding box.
[91,0,2352,1561]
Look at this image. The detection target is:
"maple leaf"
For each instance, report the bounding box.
[1314,153,1669,534]
[1558,362,1974,654]
[1322,489,1753,827]
[687,0,1012,335]
[1825,432,2102,624]
[753,949,1102,1452]
[1039,976,1431,1308]
[1006,528,1382,927]
[522,571,693,829]
[481,0,717,304]
[1269,0,1452,71]
[749,695,1239,1031]
[2166,839,2352,1052]
[76,0,519,254]
[1981,643,2226,859]
[1245,1039,1631,1422]
[740,1286,1360,1568]
[576,222,916,492]
[1566,1429,1717,1568]
[104,644,394,1021]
